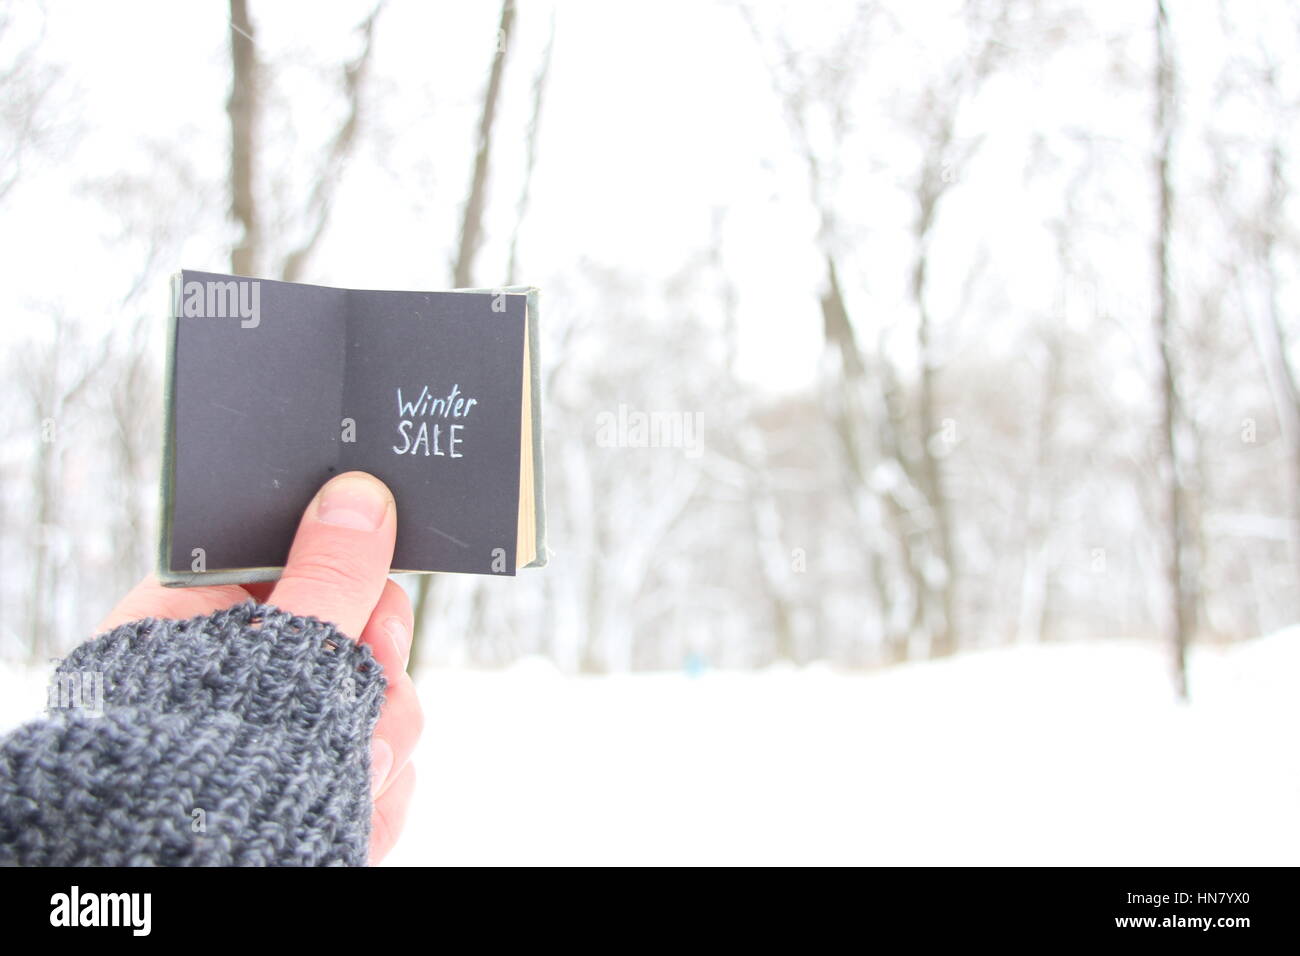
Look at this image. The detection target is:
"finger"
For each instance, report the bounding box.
[268,471,397,641]
[359,579,413,677]
[360,581,421,799]
[370,762,416,865]
[98,575,253,632]
[372,669,424,798]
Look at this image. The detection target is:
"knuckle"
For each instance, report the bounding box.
[283,545,372,595]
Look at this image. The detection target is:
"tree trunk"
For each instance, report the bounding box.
[1153,0,1194,699]
[912,245,957,657]
[452,0,515,289]
[228,0,259,276]
[281,3,384,282]
[506,7,554,285]
[1258,144,1300,601]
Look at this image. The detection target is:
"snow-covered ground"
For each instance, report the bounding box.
[2,631,1296,865]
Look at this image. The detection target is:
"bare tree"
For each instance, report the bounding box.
[1151,0,1195,698]
[1219,25,1300,599]
[281,3,385,282]
[227,0,386,281]
[743,4,913,660]
[228,0,259,276]
[748,2,1032,660]
[0,6,58,203]
[105,315,161,598]
[13,317,98,661]
[505,6,555,286]
[452,0,516,289]
[709,210,803,662]
[1254,144,1300,597]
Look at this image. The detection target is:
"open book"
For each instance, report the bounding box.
[158,269,546,585]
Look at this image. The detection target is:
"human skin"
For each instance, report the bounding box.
[99,471,424,864]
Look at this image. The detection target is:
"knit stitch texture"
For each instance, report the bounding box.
[0,602,386,866]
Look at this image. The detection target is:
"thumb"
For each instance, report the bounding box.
[268,471,397,640]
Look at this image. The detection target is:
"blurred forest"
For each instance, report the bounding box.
[1,0,1296,700]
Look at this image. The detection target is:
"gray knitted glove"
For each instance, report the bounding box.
[0,602,386,866]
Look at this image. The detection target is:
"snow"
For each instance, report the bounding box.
[391,632,1300,865]
[2,631,1296,866]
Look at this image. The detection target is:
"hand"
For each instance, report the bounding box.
[100,471,423,865]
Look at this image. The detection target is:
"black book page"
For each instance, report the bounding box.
[169,271,346,573]
[341,287,526,574]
